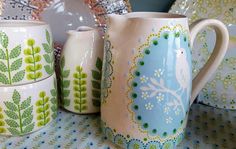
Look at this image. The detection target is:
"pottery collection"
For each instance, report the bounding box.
[101,12,229,148]
[0,5,232,149]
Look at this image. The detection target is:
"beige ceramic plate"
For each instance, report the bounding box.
[169,0,236,109]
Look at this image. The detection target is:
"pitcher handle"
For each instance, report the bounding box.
[190,19,229,105]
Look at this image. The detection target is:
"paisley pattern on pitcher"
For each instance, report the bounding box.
[127,25,192,140]
[101,39,114,104]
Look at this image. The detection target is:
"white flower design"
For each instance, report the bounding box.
[141,92,149,100]
[140,75,148,83]
[175,108,180,115]
[166,117,173,124]
[145,102,154,110]
[156,93,164,102]
[154,69,164,78]
[164,106,170,114]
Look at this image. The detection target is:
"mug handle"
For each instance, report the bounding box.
[190,19,229,105]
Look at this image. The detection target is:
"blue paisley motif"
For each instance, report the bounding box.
[101,40,113,103]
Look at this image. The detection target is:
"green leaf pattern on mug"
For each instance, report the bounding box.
[4,90,34,135]
[0,32,25,85]
[50,78,58,119]
[60,56,71,107]
[42,30,54,75]
[91,57,102,107]
[35,91,50,127]
[0,107,6,133]
[24,38,42,81]
[73,66,87,112]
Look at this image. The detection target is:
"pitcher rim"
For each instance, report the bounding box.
[0,20,48,28]
[109,12,187,20]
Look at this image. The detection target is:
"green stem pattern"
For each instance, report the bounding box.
[43,96,46,125]
[5,48,12,84]
[31,45,36,81]
[17,104,23,133]
[79,70,82,112]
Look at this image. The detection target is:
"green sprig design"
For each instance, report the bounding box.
[24,38,42,81]
[73,66,87,112]
[42,30,54,75]
[50,78,58,119]
[35,91,50,127]
[4,90,34,135]
[91,57,102,107]
[0,107,6,133]
[0,31,25,84]
[60,56,71,107]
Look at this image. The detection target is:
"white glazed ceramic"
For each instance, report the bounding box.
[169,0,236,109]
[101,12,229,148]
[60,26,104,114]
[0,20,54,86]
[0,73,58,136]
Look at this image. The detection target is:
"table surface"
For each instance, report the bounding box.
[0,103,235,149]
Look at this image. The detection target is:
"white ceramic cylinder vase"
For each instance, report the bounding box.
[60,26,104,114]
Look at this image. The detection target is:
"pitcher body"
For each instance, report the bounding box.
[101,12,229,148]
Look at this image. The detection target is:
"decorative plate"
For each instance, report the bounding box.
[169,0,236,109]
[1,0,131,45]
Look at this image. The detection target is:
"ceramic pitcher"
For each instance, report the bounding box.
[101,12,229,148]
[60,26,103,114]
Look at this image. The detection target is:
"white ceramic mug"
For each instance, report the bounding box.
[0,20,55,86]
[60,26,104,114]
[0,73,58,136]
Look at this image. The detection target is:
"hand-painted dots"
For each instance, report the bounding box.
[145,49,150,55]
[139,61,144,66]
[173,129,177,134]
[184,36,187,42]
[163,33,169,39]
[143,123,148,128]
[134,105,139,110]
[163,132,167,137]
[137,115,142,120]
[152,40,158,45]
[152,129,157,134]
[135,71,140,76]
[132,82,138,87]
[143,138,147,141]
[175,32,180,37]
[132,93,137,99]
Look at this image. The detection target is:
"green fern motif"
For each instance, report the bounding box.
[0,31,25,85]
[0,106,6,133]
[35,91,50,126]
[24,38,42,81]
[42,30,54,75]
[4,90,34,135]
[73,66,87,112]
[91,57,102,107]
[50,78,58,119]
[60,56,70,107]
